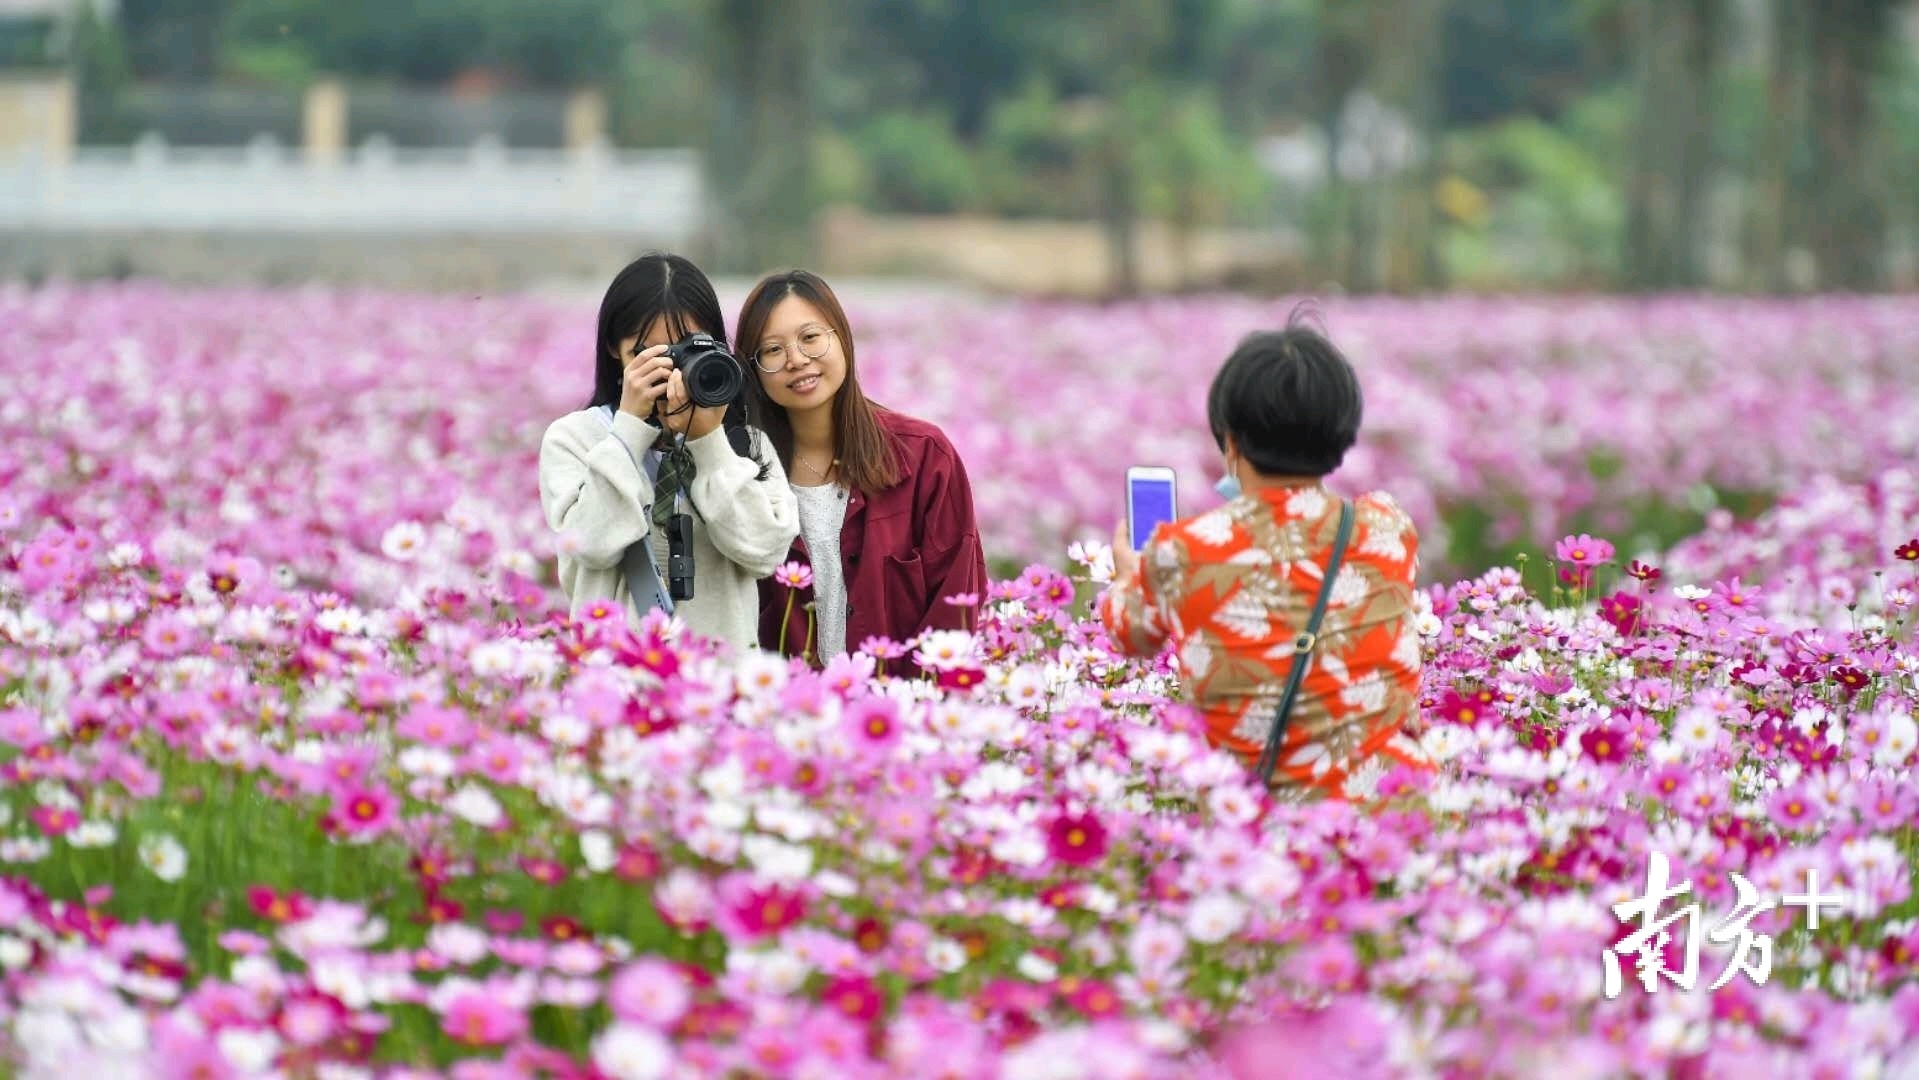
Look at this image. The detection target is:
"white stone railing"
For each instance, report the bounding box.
[0,137,705,238]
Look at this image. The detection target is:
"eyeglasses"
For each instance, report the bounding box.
[752,325,836,374]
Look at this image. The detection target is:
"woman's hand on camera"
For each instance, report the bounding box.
[659,369,728,441]
[619,345,675,422]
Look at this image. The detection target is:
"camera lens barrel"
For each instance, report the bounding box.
[667,334,745,409]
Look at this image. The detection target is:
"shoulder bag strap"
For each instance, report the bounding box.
[597,407,675,617]
[1255,497,1355,788]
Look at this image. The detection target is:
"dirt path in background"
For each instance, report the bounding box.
[521,275,993,314]
[523,209,1305,305]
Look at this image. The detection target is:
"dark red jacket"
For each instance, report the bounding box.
[759,409,987,664]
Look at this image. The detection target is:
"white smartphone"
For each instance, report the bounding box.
[1125,466,1179,551]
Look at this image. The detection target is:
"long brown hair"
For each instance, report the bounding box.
[736,270,903,493]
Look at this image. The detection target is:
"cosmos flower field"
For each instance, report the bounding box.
[1,283,1917,1077]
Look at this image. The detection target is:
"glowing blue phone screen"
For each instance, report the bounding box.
[1129,478,1176,550]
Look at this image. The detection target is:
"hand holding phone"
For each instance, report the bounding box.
[1125,466,1178,551]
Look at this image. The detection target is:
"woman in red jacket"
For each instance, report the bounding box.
[738,270,987,666]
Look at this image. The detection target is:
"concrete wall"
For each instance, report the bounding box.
[0,228,701,291]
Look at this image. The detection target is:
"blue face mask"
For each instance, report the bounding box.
[1214,472,1241,501]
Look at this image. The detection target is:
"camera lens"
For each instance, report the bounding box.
[681,348,743,409]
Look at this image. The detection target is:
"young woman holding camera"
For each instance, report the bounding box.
[738,270,987,666]
[538,253,798,650]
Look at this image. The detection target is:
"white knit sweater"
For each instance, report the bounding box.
[538,407,798,651]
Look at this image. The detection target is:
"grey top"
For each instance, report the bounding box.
[792,482,850,661]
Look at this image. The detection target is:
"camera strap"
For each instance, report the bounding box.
[597,407,676,617]
[1254,497,1354,788]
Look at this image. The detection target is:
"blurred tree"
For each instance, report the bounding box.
[1876,24,1919,289]
[1306,2,1372,285]
[1306,0,1447,292]
[1200,0,1318,134]
[853,0,1038,138]
[853,108,982,213]
[1086,0,1175,297]
[220,0,623,87]
[702,0,822,273]
[119,0,231,80]
[69,4,137,141]
[1743,0,1808,291]
[977,79,1089,218]
[604,1,707,147]
[1622,0,1722,289]
[1134,88,1273,286]
[1374,0,1448,290]
[0,14,57,67]
[1442,0,1614,125]
[1803,0,1899,290]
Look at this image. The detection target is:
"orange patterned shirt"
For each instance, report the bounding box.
[1100,485,1430,802]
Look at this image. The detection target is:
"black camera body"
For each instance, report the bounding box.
[665,333,745,410]
[665,509,696,602]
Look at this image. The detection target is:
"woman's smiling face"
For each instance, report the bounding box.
[751,296,846,415]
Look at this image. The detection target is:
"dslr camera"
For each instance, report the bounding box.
[666,333,745,409]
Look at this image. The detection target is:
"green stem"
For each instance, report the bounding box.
[777,590,795,656]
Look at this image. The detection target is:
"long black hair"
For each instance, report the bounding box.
[588,252,768,475]
[736,269,903,494]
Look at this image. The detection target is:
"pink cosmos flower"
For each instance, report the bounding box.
[717,875,808,941]
[819,974,883,1022]
[277,991,348,1046]
[140,612,195,657]
[1047,808,1110,867]
[857,635,908,659]
[396,703,473,748]
[28,805,80,837]
[245,885,313,924]
[440,992,528,1046]
[215,930,271,956]
[15,534,77,594]
[151,1015,239,1080]
[518,856,568,887]
[1215,997,1397,1079]
[0,707,44,749]
[840,696,903,753]
[606,958,691,1027]
[653,868,715,934]
[1554,533,1615,568]
[773,560,814,589]
[329,784,399,837]
[463,736,526,784]
[204,555,260,597]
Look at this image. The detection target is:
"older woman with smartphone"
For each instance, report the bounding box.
[1100,318,1431,803]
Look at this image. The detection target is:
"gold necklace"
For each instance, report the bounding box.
[796,453,840,481]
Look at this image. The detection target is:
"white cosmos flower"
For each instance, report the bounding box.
[380,521,427,562]
[926,938,967,973]
[593,1022,673,1080]
[445,784,504,828]
[580,830,617,873]
[1184,892,1247,944]
[138,833,188,882]
[68,822,118,848]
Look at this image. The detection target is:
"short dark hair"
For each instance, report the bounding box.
[1205,314,1362,478]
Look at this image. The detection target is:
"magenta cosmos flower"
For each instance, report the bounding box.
[1554,533,1616,567]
